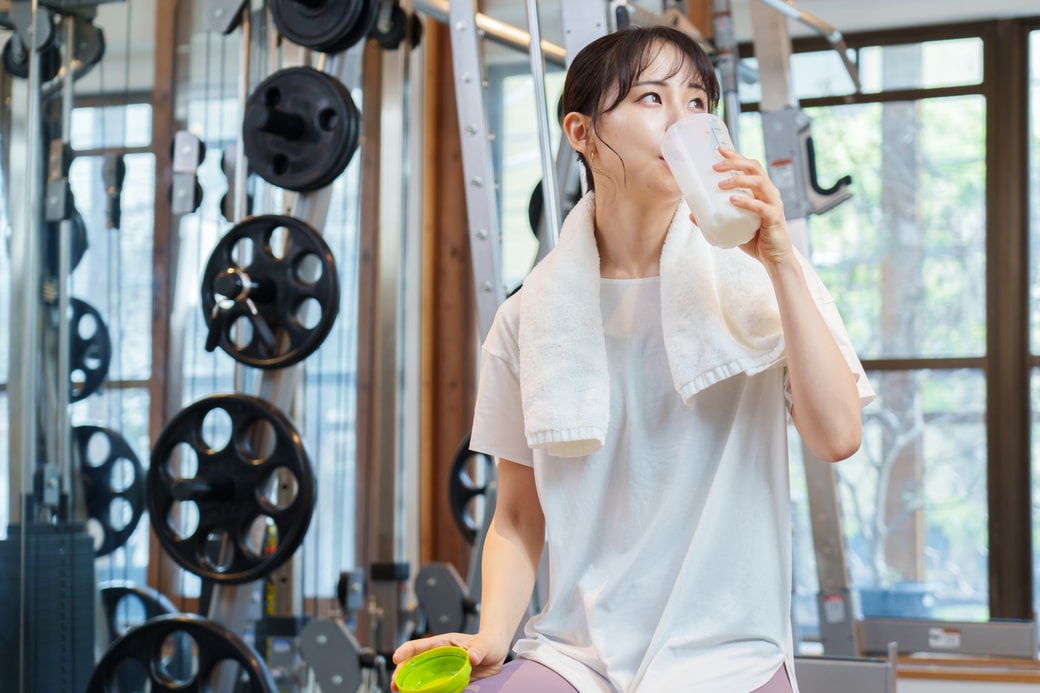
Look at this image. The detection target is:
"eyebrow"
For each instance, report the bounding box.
[633,79,707,90]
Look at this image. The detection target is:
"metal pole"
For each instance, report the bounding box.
[56,14,75,518]
[524,0,560,248]
[9,0,45,525]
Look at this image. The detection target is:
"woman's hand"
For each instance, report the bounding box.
[390,631,511,691]
[710,145,793,266]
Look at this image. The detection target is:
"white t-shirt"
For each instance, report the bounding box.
[471,275,873,693]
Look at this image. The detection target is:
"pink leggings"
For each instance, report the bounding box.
[464,660,792,692]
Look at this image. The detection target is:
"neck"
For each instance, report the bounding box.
[592,192,679,279]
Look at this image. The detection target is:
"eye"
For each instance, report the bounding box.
[638,91,662,104]
[688,96,706,110]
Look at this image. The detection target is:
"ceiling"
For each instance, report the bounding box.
[482,0,1040,49]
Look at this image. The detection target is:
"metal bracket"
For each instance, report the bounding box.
[795,645,898,693]
[761,107,852,219]
[861,616,1039,659]
[205,0,248,35]
[299,618,365,691]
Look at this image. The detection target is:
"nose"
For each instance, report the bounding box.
[664,96,691,130]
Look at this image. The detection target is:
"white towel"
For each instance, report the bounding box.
[518,193,787,457]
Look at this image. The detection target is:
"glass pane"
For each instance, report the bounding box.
[802,96,986,360]
[71,104,153,150]
[496,69,566,290]
[69,153,155,381]
[793,368,989,638]
[859,38,983,92]
[739,38,983,104]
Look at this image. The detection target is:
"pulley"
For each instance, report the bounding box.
[86,614,277,693]
[76,425,146,557]
[448,432,495,545]
[147,394,316,584]
[242,66,360,193]
[270,0,379,54]
[201,214,339,370]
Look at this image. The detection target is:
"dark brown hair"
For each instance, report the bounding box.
[561,26,719,192]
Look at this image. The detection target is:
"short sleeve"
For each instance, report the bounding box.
[469,298,535,466]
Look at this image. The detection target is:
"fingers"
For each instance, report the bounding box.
[392,633,470,664]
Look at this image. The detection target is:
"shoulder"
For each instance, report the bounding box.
[483,288,524,363]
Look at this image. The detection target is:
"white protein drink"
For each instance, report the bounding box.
[661,113,760,248]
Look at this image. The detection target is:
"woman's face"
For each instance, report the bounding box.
[586,42,710,203]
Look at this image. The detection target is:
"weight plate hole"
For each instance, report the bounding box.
[294,252,323,284]
[238,418,277,462]
[82,346,104,370]
[243,515,273,559]
[294,297,322,331]
[170,442,199,478]
[111,594,148,637]
[107,497,134,532]
[230,236,255,267]
[109,457,137,492]
[85,430,113,467]
[264,86,282,109]
[159,631,199,686]
[271,154,290,176]
[200,407,233,452]
[167,501,200,541]
[259,466,299,510]
[76,309,99,340]
[319,107,337,131]
[230,315,254,350]
[203,529,235,572]
[267,225,290,259]
[87,518,106,552]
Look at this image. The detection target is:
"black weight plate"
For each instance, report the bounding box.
[448,432,496,545]
[270,0,363,53]
[330,0,380,54]
[85,614,277,693]
[45,210,89,277]
[98,580,179,641]
[77,425,146,557]
[147,394,316,584]
[242,66,360,193]
[371,3,407,50]
[201,214,339,369]
[2,38,61,81]
[70,297,112,402]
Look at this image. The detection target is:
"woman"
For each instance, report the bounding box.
[394,25,873,693]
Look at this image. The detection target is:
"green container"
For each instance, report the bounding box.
[395,645,472,693]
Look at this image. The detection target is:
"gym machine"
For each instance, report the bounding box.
[2,1,125,691]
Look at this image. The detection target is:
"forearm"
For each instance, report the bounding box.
[476,510,545,646]
[767,255,862,461]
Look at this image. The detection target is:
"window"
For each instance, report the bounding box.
[490,65,567,290]
[737,33,994,636]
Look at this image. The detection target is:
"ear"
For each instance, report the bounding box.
[562,112,593,157]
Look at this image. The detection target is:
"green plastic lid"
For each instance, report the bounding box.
[396,645,472,693]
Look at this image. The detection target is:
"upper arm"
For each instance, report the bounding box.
[493,459,545,542]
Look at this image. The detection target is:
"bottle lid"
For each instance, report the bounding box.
[395,645,472,693]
